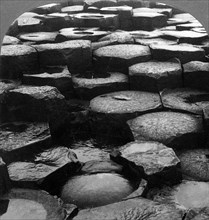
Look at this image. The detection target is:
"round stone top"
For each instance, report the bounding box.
[90,91,162,114]
[129,58,181,77]
[94,44,151,59]
[183,61,209,72]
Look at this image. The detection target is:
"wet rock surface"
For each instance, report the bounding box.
[1,1,209,219]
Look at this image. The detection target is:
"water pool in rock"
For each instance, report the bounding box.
[61,173,136,208]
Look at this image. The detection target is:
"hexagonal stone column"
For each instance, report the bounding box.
[69,13,119,29]
[129,58,183,92]
[133,12,167,31]
[127,111,205,149]
[72,72,128,100]
[0,44,39,79]
[161,88,209,115]
[183,61,209,91]
[33,40,92,74]
[150,44,205,64]
[93,44,151,73]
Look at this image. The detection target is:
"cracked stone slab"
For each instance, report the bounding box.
[93,44,151,73]
[0,122,50,161]
[148,181,209,211]
[0,188,66,220]
[33,40,92,74]
[161,88,209,115]
[69,13,119,29]
[56,27,108,42]
[60,173,137,208]
[90,91,162,119]
[177,149,209,181]
[129,58,183,92]
[18,32,58,44]
[22,66,73,93]
[162,30,208,44]
[7,146,78,186]
[32,3,62,14]
[133,12,167,31]
[183,61,209,91]
[127,111,205,149]
[1,85,68,122]
[73,197,184,220]
[150,44,205,64]
[119,141,180,176]
[72,72,128,100]
[0,44,39,79]
[2,35,20,45]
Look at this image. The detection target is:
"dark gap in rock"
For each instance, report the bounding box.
[185,94,209,103]
[0,199,9,215]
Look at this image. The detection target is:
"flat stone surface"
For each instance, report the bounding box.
[90,91,162,117]
[61,173,136,208]
[130,30,164,39]
[167,18,189,26]
[22,66,72,93]
[73,197,184,220]
[177,149,209,181]
[135,37,177,46]
[32,3,62,14]
[0,188,66,220]
[127,111,204,148]
[176,22,203,31]
[56,27,107,42]
[84,0,117,8]
[148,181,209,210]
[183,61,209,91]
[133,12,167,31]
[173,13,197,23]
[72,72,128,99]
[93,44,151,73]
[161,88,209,115]
[119,141,180,176]
[33,40,91,73]
[129,58,183,92]
[69,13,119,29]
[133,7,172,17]
[0,44,39,79]
[150,44,205,64]
[2,85,67,121]
[2,35,20,45]
[19,32,58,44]
[162,30,208,44]
[61,5,84,13]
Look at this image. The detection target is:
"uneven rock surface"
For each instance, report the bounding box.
[0,188,66,220]
[161,88,209,115]
[2,35,20,45]
[129,58,183,92]
[127,112,204,148]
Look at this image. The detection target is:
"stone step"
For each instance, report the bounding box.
[72,72,128,100]
[127,111,205,149]
[161,88,209,115]
[56,27,108,42]
[18,32,58,44]
[183,61,209,91]
[135,37,177,46]
[84,0,117,9]
[133,7,172,18]
[93,44,151,73]
[61,5,84,14]
[129,58,183,92]
[129,29,164,39]
[2,35,20,45]
[22,66,73,94]
[117,0,143,8]
[150,44,206,64]
[0,44,39,79]
[176,22,203,31]
[33,40,92,74]
[0,188,66,220]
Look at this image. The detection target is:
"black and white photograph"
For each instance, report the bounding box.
[0,0,209,219]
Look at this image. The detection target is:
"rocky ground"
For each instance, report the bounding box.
[0,0,209,219]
